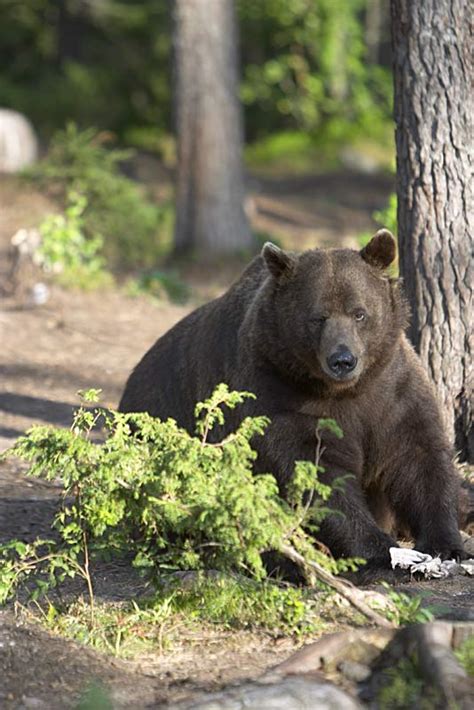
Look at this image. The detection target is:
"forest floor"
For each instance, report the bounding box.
[0,169,472,709]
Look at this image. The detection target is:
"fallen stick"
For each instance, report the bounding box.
[280,543,395,628]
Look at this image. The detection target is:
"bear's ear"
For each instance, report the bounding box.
[360,229,396,270]
[261,242,295,280]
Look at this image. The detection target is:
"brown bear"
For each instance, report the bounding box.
[119,230,464,577]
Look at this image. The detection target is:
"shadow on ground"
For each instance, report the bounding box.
[0,392,76,434]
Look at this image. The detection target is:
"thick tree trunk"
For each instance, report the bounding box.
[173,0,252,254]
[391,0,473,461]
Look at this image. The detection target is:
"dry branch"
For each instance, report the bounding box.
[280,543,395,628]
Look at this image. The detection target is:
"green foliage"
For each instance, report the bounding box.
[0,1,172,141]
[125,269,189,305]
[37,191,111,289]
[2,1,393,165]
[373,192,397,236]
[238,0,393,147]
[159,573,322,636]
[76,684,113,710]
[358,192,398,277]
[376,650,447,709]
[377,656,432,710]
[455,636,474,677]
[0,385,356,615]
[0,538,92,606]
[381,585,435,626]
[26,575,322,659]
[245,131,325,174]
[34,597,176,658]
[26,124,169,269]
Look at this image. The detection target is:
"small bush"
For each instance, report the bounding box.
[376,653,444,710]
[125,268,189,304]
[380,586,435,626]
[0,386,357,610]
[377,656,427,709]
[37,191,111,289]
[25,123,170,270]
[373,192,397,236]
[455,636,474,677]
[156,573,322,635]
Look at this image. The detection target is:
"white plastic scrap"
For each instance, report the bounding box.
[390,547,474,579]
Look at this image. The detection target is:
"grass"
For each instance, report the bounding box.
[19,573,327,659]
[27,598,175,658]
[158,572,325,636]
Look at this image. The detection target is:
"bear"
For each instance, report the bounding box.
[119,230,464,578]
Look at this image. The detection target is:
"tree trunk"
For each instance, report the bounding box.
[173,0,252,254]
[391,0,473,461]
[365,0,383,64]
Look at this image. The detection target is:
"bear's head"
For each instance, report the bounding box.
[260,230,408,390]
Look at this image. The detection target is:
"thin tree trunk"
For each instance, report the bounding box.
[365,0,383,64]
[391,0,473,461]
[173,0,252,254]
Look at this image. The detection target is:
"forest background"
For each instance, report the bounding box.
[1,0,394,175]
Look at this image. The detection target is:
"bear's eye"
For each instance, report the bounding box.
[354,310,367,322]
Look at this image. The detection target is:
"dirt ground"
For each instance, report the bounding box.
[0,171,472,708]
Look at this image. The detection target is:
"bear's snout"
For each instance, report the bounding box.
[326,346,358,378]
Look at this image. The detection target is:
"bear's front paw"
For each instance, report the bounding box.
[416,538,467,562]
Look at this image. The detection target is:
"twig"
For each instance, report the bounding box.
[279,543,394,628]
[82,528,95,626]
[283,425,325,543]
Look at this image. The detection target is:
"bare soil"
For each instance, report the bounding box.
[0,171,472,709]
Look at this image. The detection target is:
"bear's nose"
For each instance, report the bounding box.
[327,347,357,376]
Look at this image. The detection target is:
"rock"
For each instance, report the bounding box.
[452,622,474,648]
[20,698,46,709]
[416,625,473,709]
[0,109,38,173]
[463,535,474,557]
[362,622,474,709]
[338,660,371,683]
[270,629,395,677]
[174,677,361,709]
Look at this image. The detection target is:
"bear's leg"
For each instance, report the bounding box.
[315,476,397,567]
[254,413,398,569]
[384,447,464,560]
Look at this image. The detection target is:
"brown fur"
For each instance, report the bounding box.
[120,232,464,575]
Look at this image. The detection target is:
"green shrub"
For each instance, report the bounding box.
[377,656,433,710]
[26,123,170,270]
[239,0,393,145]
[37,191,111,289]
[455,636,474,677]
[372,192,397,236]
[158,573,322,635]
[0,385,359,610]
[125,268,189,304]
[380,586,435,626]
[245,131,324,174]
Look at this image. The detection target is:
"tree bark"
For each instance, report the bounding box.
[391,0,473,461]
[173,0,252,254]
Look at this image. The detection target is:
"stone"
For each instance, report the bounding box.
[0,109,38,173]
[174,677,361,709]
